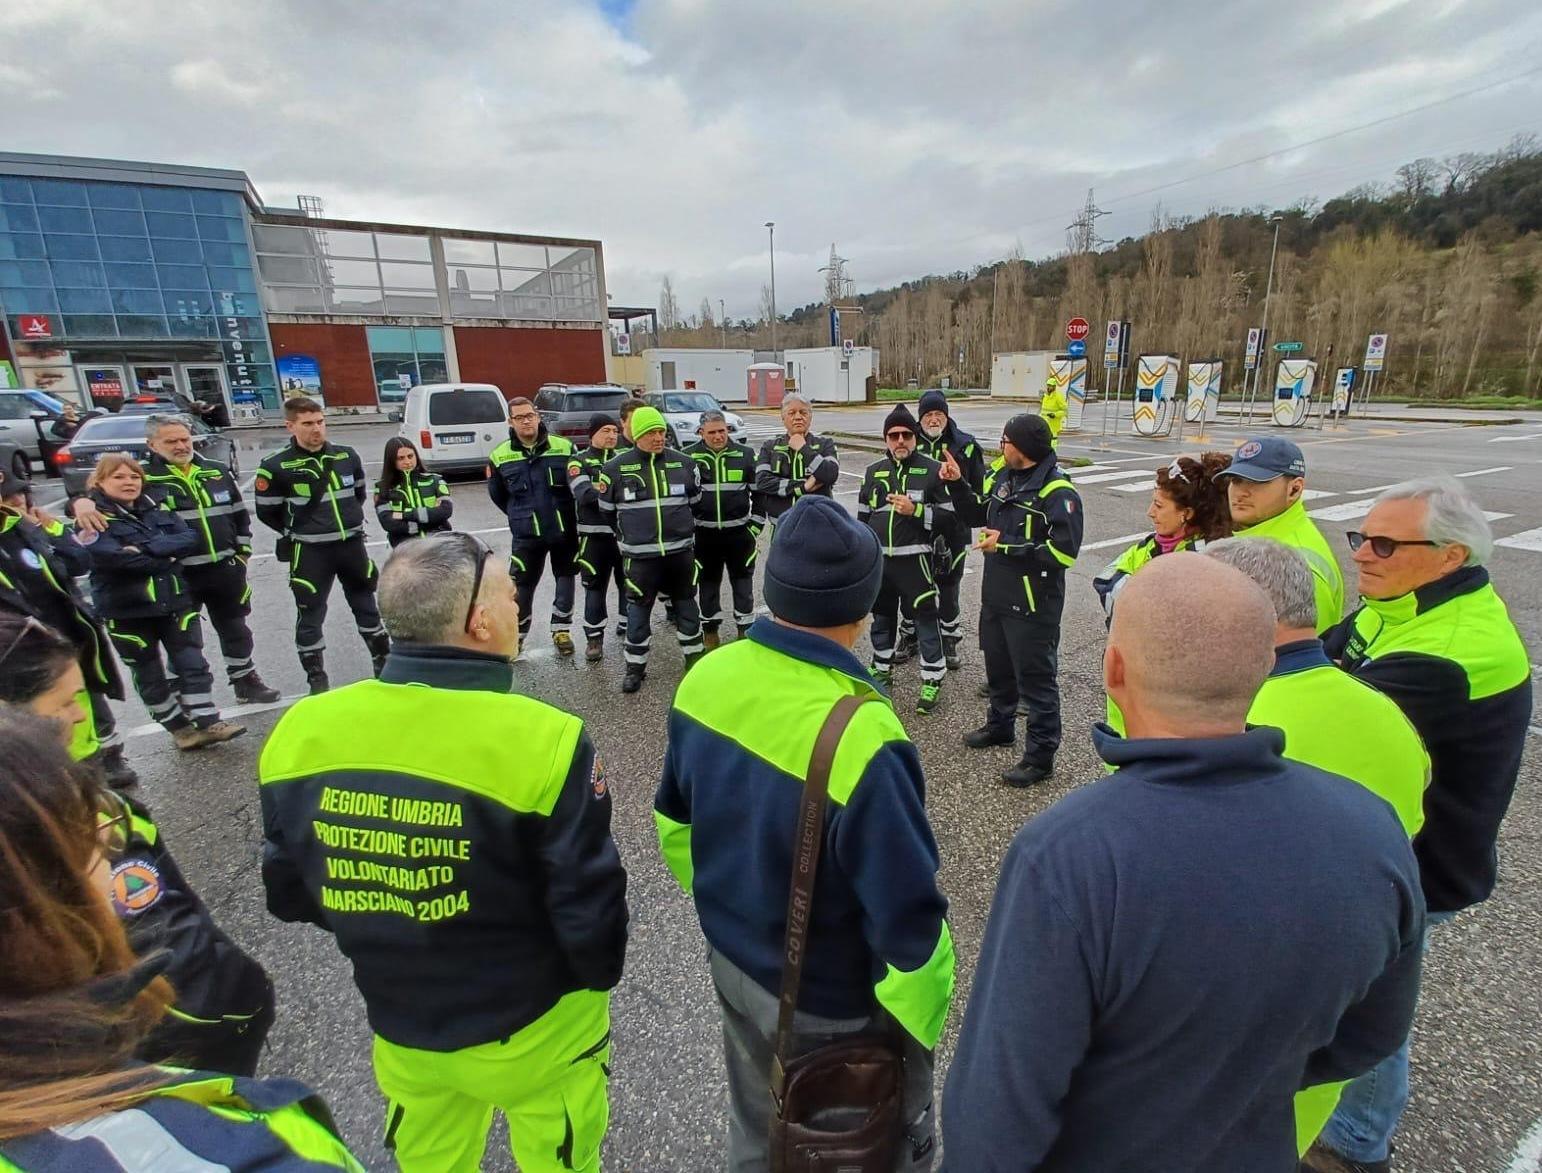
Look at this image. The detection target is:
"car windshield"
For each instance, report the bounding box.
[564,390,629,412]
[429,389,506,425]
[654,393,720,412]
[73,415,156,442]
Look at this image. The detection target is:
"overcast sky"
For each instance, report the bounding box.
[6,0,1541,319]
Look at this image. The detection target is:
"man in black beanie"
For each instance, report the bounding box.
[960,413,1084,786]
[567,412,626,661]
[654,494,955,1170]
[857,403,954,714]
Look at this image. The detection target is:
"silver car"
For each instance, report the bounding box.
[56,412,238,498]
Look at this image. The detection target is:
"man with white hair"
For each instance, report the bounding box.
[1306,476,1531,1173]
[754,394,840,523]
[260,534,629,1172]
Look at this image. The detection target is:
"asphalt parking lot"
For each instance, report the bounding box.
[41,401,1541,1171]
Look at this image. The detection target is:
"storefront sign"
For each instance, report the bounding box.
[85,369,126,407]
[276,353,323,400]
[17,314,53,339]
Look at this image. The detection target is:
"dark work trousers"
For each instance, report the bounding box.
[871,555,945,684]
[900,540,967,649]
[86,681,122,751]
[140,976,276,1078]
[576,532,626,640]
[623,550,704,667]
[106,613,218,731]
[695,525,758,635]
[184,558,257,683]
[510,536,577,638]
[287,536,385,669]
[979,602,1063,767]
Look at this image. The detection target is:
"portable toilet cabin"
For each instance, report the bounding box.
[746,363,786,408]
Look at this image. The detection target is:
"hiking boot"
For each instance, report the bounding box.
[683,651,705,672]
[916,681,942,715]
[615,618,627,636]
[703,629,722,652]
[585,636,604,663]
[943,638,962,671]
[553,630,575,657]
[964,724,1015,749]
[233,673,281,705]
[1300,1142,1392,1173]
[306,669,330,696]
[365,632,392,677]
[868,662,893,687]
[621,665,646,694]
[172,724,210,751]
[1001,760,1053,788]
[198,720,248,745]
[97,746,140,791]
[891,631,917,664]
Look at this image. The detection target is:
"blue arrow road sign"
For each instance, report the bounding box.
[1067,340,1087,357]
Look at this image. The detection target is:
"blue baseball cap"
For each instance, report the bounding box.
[1217,436,1306,482]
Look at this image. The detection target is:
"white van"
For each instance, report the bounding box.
[398,383,508,474]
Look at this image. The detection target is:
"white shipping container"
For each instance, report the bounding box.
[989,351,1058,399]
[783,347,876,403]
[644,348,755,403]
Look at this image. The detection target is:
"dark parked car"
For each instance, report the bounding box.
[55,412,238,498]
[533,383,642,445]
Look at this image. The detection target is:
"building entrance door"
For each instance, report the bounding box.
[132,364,178,401]
[181,364,232,428]
[78,365,128,412]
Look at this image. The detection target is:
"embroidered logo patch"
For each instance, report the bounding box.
[20,549,43,570]
[109,860,163,916]
[1237,440,1262,460]
[591,758,608,800]
[253,476,270,492]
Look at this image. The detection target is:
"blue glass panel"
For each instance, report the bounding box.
[37,206,94,233]
[102,262,157,288]
[164,289,213,316]
[139,187,193,213]
[0,179,33,203]
[57,288,113,313]
[0,205,39,232]
[196,215,245,243]
[86,184,141,210]
[111,288,165,315]
[49,261,107,288]
[43,234,100,261]
[169,316,218,338]
[62,314,117,337]
[155,263,207,289]
[0,288,57,313]
[98,236,153,263]
[367,326,414,350]
[0,234,46,259]
[29,180,87,206]
[150,237,203,264]
[214,316,265,339]
[198,242,249,268]
[413,327,446,353]
[92,208,147,236]
[115,314,169,338]
[219,292,261,316]
[206,267,255,294]
[0,260,51,287]
[144,211,197,239]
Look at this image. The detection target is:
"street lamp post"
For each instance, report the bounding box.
[765,221,779,359]
[1247,215,1284,423]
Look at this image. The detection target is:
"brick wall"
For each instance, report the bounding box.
[454,325,606,398]
[268,323,377,408]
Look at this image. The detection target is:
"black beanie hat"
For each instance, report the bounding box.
[917,389,950,420]
[882,403,919,436]
[587,412,619,440]
[763,497,884,627]
[1003,413,1054,462]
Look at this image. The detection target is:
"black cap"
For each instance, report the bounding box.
[1003,413,1053,462]
[1216,436,1305,482]
[883,404,919,437]
[917,389,950,419]
[763,497,884,627]
[587,412,619,440]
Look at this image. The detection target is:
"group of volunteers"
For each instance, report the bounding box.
[0,379,1532,1173]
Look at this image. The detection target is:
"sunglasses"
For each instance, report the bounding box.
[1346,531,1441,558]
[96,791,131,863]
[886,429,915,440]
[0,614,47,670]
[453,532,494,632]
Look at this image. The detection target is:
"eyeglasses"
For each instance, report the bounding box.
[999,435,1014,448]
[0,614,47,670]
[96,791,131,863]
[454,533,494,633]
[885,429,914,440]
[1166,458,1192,483]
[1346,531,1442,558]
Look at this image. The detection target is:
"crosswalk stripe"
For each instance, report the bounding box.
[1079,532,1148,553]
[1496,527,1542,553]
[1073,468,1164,485]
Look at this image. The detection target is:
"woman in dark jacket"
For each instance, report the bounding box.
[82,454,244,751]
[375,437,454,547]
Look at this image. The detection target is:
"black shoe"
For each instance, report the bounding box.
[976,679,991,699]
[1001,760,1053,788]
[683,651,705,671]
[585,636,604,663]
[232,673,282,705]
[621,666,645,694]
[964,724,1014,749]
[1300,1142,1392,1173]
[98,746,140,791]
[891,632,916,665]
[943,638,962,671]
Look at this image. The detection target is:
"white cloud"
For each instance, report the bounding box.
[4,0,1540,319]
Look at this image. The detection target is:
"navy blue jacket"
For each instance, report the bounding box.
[83,492,199,620]
[942,726,1425,1173]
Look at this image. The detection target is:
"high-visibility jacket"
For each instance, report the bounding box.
[1234,499,1344,633]
[654,617,955,1047]
[916,420,985,553]
[1040,388,1067,438]
[567,444,617,535]
[143,453,250,566]
[487,427,577,546]
[254,441,370,545]
[685,439,763,530]
[963,459,1084,619]
[1092,531,1204,622]
[855,452,952,556]
[1324,565,1531,913]
[596,445,701,558]
[0,1068,363,1171]
[754,432,840,520]
[81,492,198,621]
[374,469,453,546]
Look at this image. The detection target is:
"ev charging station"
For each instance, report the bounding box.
[1184,360,1222,424]
[1050,355,1089,431]
[1131,355,1180,437]
[1272,359,1317,427]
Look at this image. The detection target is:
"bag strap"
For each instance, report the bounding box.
[770,691,875,1101]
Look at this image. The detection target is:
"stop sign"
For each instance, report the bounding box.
[1066,317,1090,342]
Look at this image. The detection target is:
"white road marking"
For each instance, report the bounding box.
[1311,498,1511,524]
[1504,1117,1542,1173]
[1454,466,1512,478]
[1078,532,1149,553]
[1488,432,1542,443]
[1075,468,1166,486]
[1496,527,1542,553]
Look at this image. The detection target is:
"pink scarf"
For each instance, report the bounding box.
[1153,530,1190,556]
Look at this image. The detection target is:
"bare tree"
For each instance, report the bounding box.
[1441,152,1486,194]
[658,276,680,332]
[698,297,715,328]
[1395,158,1439,203]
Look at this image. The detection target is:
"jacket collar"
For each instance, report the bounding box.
[748,616,885,696]
[1237,497,1309,538]
[90,490,156,520]
[511,424,551,453]
[1008,457,1061,494]
[378,643,516,692]
[144,452,207,478]
[1270,638,1331,677]
[284,438,338,460]
[1092,722,1287,783]
[1362,564,1488,625]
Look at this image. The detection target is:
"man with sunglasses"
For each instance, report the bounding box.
[857,404,953,713]
[1214,436,1343,633]
[1305,478,1531,1173]
[960,413,1082,787]
[260,533,629,1173]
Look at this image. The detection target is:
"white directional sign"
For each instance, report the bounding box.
[1364,332,1388,371]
